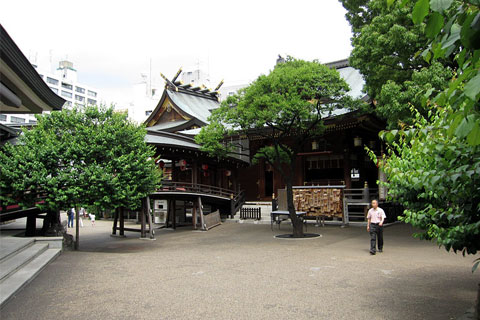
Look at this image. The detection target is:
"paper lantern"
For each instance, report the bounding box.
[178,159,187,166]
[225,170,231,177]
[202,164,208,170]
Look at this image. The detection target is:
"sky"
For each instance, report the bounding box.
[1,0,353,105]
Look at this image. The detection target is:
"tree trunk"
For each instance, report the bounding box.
[286,180,303,238]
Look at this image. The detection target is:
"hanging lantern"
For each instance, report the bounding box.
[201,164,209,170]
[225,170,232,177]
[353,136,362,147]
[158,160,165,169]
[311,140,318,151]
[180,165,186,171]
[203,171,209,177]
[178,159,187,167]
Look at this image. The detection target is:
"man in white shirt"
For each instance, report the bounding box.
[367,199,386,255]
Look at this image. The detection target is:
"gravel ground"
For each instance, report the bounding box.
[1,220,478,320]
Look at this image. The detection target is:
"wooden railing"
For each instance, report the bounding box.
[344,188,379,203]
[156,181,246,217]
[157,181,235,198]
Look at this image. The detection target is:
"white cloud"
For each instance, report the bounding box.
[1,0,352,104]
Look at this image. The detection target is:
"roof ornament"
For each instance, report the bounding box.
[172,67,182,83]
[160,72,178,92]
[214,79,224,91]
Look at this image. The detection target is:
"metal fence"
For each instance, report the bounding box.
[240,207,261,220]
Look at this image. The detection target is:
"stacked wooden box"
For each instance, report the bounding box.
[293,188,343,218]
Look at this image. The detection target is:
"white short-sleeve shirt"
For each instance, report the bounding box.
[367,207,386,224]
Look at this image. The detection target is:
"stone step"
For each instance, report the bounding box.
[0,243,49,282]
[0,238,34,263]
[0,248,61,308]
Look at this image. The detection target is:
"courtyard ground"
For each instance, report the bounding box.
[0,220,478,320]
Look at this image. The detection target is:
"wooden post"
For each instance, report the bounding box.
[25,214,36,237]
[75,207,79,250]
[146,196,154,239]
[112,208,118,235]
[198,197,205,230]
[140,198,146,238]
[192,202,197,230]
[119,207,125,236]
[172,200,176,230]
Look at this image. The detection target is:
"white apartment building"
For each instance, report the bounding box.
[0,60,100,125]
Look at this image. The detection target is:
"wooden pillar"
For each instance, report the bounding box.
[192,162,198,185]
[25,214,36,237]
[171,160,176,182]
[172,200,176,230]
[75,207,79,250]
[112,208,118,235]
[192,202,197,230]
[140,198,146,238]
[198,197,205,230]
[146,196,154,239]
[119,207,125,236]
[165,199,170,228]
[344,149,352,188]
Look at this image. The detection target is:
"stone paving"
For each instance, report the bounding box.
[0,220,478,320]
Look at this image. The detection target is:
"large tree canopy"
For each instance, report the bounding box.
[0,106,161,217]
[340,0,456,128]
[196,58,355,237]
[367,0,480,265]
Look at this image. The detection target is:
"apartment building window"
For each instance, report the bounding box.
[0,115,7,121]
[47,77,59,85]
[61,90,72,98]
[87,90,97,97]
[29,120,37,124]
[11,116,26,124]
[61,82,73,90]
[145,110,152,116]
[64,101,72,107]
[87,98,97,105]
[39,74,44,78]
[49,87,59,94]
[76,86,85,94]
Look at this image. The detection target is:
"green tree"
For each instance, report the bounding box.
[196,58,354,237]
[0,106,161,241]
[340,0,455,128]
[368,0,479,265]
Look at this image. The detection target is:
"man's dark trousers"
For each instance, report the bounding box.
[370,223,383,253]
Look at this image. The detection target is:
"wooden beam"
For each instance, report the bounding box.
[119,207,125,236]
[146,196,154,239]
[198,196,205,231]
[192,201,197,230]
[112,208,118,235]
[140,198,146,238]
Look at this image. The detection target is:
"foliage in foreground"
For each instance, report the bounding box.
[366,0,479,264]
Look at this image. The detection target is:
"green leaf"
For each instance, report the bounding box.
[426,12,445,39]
[467,122,480,146]
[413,0,430,24]
[442,23,461,50]
[455,115,475,138]
[464,72,480,101]
[429,0,453,12]
[387,0,395,8]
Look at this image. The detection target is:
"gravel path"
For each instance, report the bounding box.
[1,221,477,319]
